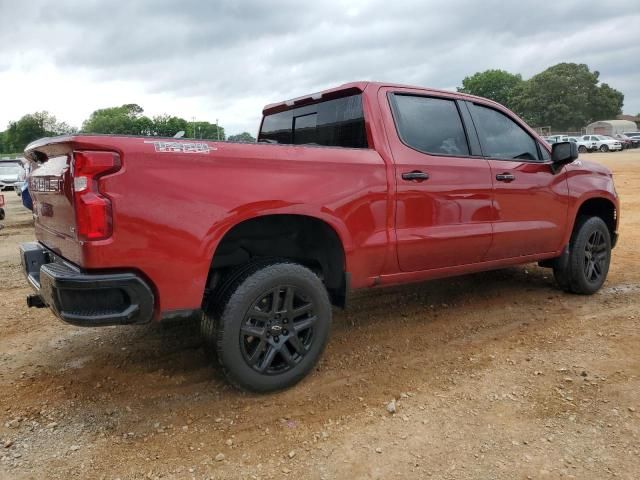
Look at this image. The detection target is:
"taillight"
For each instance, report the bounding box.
[71,151,121,241]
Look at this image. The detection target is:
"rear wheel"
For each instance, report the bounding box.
[578,145,587,153]
[202,261,332,392]
[553,216,611,294]
[599,145,609,152]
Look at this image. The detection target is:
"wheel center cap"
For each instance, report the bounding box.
[270,323,283,334]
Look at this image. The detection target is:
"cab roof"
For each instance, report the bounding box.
[261,81,500,115]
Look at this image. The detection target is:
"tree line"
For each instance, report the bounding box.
[0,62,631,154]
[458,63,626,131]
[0,104,256,154]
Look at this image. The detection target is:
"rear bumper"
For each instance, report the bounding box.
[20,242,154,326]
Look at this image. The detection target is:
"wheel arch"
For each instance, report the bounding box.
[205,212,350,307]
[572,196,618,245]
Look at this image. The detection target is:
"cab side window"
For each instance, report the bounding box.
[390,94,470,156]
[471,104,539,161]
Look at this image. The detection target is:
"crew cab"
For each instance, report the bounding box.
[21,82,619,392]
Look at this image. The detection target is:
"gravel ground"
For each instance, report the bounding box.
[1,150,639,479]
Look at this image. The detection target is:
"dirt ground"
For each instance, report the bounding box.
[1,150,639,480]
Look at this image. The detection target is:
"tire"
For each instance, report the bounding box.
[578,145,587,154]
[200,258,276,361]
[202,260,332,392]
[599,145,609,152]
[553,216,611,295]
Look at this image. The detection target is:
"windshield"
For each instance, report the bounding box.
[0,164,22,175]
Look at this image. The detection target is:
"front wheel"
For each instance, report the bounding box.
[202,261,332,392]
[553,216,611,294]
[599,145,609,152]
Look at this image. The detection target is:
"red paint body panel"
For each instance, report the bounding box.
[25,82,620,320]
[376,87,494,271]
[486,159,569,259]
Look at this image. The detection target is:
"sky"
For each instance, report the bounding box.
[1,0,639,136]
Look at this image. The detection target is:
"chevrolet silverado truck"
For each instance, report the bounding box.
[20,82,619,392]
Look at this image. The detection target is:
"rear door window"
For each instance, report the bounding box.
[471,104,539,161]
[389,94,470,156]
[259,94,367,148]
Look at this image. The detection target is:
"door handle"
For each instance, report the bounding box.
[496,173,515,182]
[401,170,430,181]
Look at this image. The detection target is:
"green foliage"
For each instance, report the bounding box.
[1,111,76,153]
[82,104,148,135]
[509,63,623,130]
[150,114,189,137]
[186,121,225,141]
[0,104,228,153]
[458,69,523,108]
[227,132,256,142]
[81,105,222,139]
[460,63,624,131]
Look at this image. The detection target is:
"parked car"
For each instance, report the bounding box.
[0,160,25,190]
[622,132,640,139]
[608,134,632,149]
[546,136,596,153]
[580,135,622,152]
[20,82,619,392]
[614,134,639,148]
[0,193,4,220]
[546,135,569,143]
[568,136,597,153]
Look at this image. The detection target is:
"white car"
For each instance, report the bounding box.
[546,135,596,153]
[580,135,622,152]
[0,161,25,190]
[568,136,597,153]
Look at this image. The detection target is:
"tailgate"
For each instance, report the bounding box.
[26,135,125,266]
[30,154,76,241]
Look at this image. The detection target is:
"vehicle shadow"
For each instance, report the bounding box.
[18,264,560,407]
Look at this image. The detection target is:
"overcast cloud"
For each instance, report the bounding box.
[1,0,639,135]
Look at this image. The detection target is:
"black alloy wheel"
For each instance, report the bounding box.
[583,230,607,284]
[240,285,316,375]
[202,261,332,392]
[553,216,611,295]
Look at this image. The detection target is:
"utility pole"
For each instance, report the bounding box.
[192,116,196,139]
[216,118,220,141]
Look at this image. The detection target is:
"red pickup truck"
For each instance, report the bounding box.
[21,82,619,392]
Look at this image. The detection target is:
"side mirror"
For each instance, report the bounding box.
[551,141,578,173]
